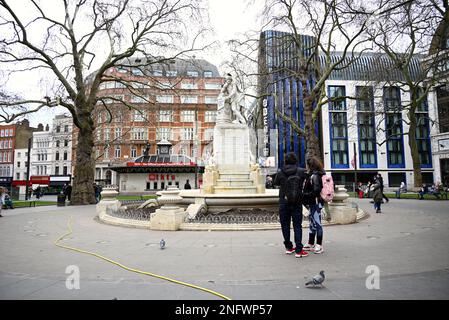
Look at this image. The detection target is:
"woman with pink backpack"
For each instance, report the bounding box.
[302,156,330,254]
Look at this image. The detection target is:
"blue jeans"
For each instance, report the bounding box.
[308,204,323,244]
[279,201,303,253]
[374,201,381,211]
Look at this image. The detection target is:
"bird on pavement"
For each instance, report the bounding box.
[305,270,325,287]
[160,239,165,249]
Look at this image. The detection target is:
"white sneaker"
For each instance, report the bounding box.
[313,244,324,254]
[303,243,314,251]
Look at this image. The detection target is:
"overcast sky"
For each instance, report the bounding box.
[1,0,263,127]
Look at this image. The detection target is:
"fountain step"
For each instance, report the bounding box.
[213,186,258,194]
[219,173,251,180]
[216,179,255,187]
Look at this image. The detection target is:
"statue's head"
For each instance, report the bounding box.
[225,73,233,83]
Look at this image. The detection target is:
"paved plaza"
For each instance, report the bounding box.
[0,198,448,300]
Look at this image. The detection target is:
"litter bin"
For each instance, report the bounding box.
[57,193,66,207]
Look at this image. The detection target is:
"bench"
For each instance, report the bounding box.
[396,190,448,200]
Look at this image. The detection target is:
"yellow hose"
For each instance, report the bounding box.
[54,216,231,300]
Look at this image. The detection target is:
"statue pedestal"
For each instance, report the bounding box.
[150,187,186,231]
[96,186,121,219]
[203,123,264,194]
[328,185,357,224]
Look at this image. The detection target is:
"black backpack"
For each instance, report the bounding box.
[284,169,302,204]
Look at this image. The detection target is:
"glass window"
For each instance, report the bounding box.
[131,128,148,140]
[166,70,177,77]
[156,95,174,103]
[152,70,163,76]
[356,86,374,111]
[181,82,198,89]
[330,112,348,167]
[205,83,222,90]
[205,111,217,122]
[186,70,198,77]
[133,110,147,122]
[115,128,122,139]
[131,147,137,158]
[204,71,213,77]
[205,96,218,104]
[328,86,346,111]
[416,113,431,166]
[115,146,121,158]
[181,128,194,140]
[181,96,198,104]
[181,110,195,122]
[386,113,404,166]
[158,110,173,122]
[384,87,401,111]
[130,95,148,103]
[156,128,172,140]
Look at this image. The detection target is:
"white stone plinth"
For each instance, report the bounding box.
[213,123,250,172]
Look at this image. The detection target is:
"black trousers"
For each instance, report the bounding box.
[279,201,303,253]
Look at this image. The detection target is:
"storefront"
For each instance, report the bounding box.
[110,140,203,193]
[49,175,72,194]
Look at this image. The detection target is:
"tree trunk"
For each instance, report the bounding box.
[304,96,322,161]
[70,111,96,205]
[407,112,423,189]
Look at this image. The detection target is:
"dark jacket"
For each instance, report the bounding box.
[302,170,325,205]
[273,164,306,202]
[371,182,383,202]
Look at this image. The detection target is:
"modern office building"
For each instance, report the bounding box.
[258,30,436,188]
[74,57,223,191]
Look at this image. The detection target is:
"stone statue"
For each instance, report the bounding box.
[217,73,246,124]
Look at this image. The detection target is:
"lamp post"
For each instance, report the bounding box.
[25,137,32,200]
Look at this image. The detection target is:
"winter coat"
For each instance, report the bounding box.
[371,182,383,202]
[302,170,325,206]
[273,164,306,201]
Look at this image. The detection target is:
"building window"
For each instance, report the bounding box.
[158,110,173,122]
[56,140,60,148]
[205,96,218,104]
[55,152,60,161]
[133,110,147,122]
[115,146,121,158]
[181,96,198,104]
[356,86,377,168]
[115,128,122,140]
[181,82,198,89]
[152,70,163,76]
[181,128,194,140]
[64,125,69,132]
[156,128,172,141]
[205,111,217,122]
[130,95,148,103]
[156,95,174,103]
[328,86,346,111]
[330,112,349,167]
[386,113,405,167]
[17,161,20,168]
[131,146,137,158]
[104,147,109,159]
[204,71,213,77]
[104,128,110,141]
[56,125,61,133]
[63,151,68,160]
[205,83,221,90]
[55,166,59,175]
[186,70,198,77]
[181,110,195,122]
[384,87,401,111]
[115,110,123,122]
[416,113,432,167]
[131,68,144,76]
[16,172,20,180]
[416,87,428,112]
[166,70,177,77]
[131,128,148,140]
[64,140,68,147]
[63,166,68,175]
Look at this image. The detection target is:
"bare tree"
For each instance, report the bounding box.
[228,0,373,161]
[0,0,211,204]
[367,0,447,188]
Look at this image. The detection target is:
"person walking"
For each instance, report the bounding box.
[376,173,389,203]
[184,180,192,190]
[302,157,326,254]
[273,152,309,258]
[371,177,383,213]
[64,183,72,201]
[0,187,4,217]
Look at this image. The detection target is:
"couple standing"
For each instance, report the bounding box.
[273,152,326,258]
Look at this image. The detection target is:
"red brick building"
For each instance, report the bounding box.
[73,58,223,190]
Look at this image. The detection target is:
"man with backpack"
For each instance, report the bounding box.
[273,152,309,258]
[302,156,333,254]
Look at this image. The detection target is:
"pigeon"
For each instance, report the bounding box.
[305,270,325,287]
[160,239,165,249]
